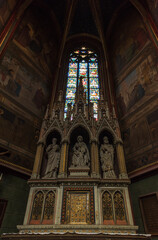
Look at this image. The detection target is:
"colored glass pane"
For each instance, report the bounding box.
[68,68,77,77]
[71,57,77,62]
[79,63,87,68]
[90,78,99,88]
[80,78,88,89]
[89,68,98,77]
[90,89,100,100]
[89,62,97,68]
[66,88,76,99]
[65,47,100,119]
[79,67,87,77]
[69,62,77,68]
[90,58,96,62]
[67,78,77,88]
[94,113,97,119]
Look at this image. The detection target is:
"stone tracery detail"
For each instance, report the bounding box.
[102,191,114,224]
[43,191,55,223]
[30,191,44,224]
[114,191,127,224]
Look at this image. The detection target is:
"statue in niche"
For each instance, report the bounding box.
[100,136,116,178]
[71,136,90,167]
[43,138,60,178]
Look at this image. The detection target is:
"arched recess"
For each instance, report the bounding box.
[42,190,56,224]
[40,130,61,178]
[98,129,119,178]
[102,190,114,225]
[30,191,44,224]
[67,125,90,172]
[113,191,127,225]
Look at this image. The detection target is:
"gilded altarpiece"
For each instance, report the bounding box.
[61,187,94,225]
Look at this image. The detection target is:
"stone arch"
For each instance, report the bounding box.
[97,126,116,144]
[44,127,62,145]
[67,122,92,143]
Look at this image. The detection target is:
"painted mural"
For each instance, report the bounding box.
[0,0,16,31]
[110,8,149,75]
[116,53,158,118]
[0,146,34,173]
[111,6,158,174]
[126,146,158,173]
[147,109,158,142]
[13,2,58,77]
[122,119,151,155]
[146,0,158,27]
[0,45,49,117]
[0,105,38,153]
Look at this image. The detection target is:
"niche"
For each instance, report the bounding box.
[40,130,61,178]
[68,126,90,177]
[99,130,118,179]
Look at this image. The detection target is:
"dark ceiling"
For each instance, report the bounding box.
[43,0,125,38]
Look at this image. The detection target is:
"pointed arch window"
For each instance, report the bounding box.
[64,47,100,119]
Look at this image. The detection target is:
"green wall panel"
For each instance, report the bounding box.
[129,174,158,240]
[0,173,29,235]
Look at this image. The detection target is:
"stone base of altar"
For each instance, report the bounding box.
[1,232,151,240]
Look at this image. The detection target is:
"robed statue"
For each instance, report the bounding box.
[43,138,60,178]
[100,136,116,178]
[71,135,90,167]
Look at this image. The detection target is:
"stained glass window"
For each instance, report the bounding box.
[64,47,100,119]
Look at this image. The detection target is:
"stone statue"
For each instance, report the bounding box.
[71,136,90,167]
[43,138,60,178]
[100,136,116,178]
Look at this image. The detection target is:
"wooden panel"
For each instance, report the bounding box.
[140,193,158,235]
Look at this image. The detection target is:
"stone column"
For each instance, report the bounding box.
[58,139,69,178]
[116,141,128,179]
[31,142,44,179]
[91,139,100,178]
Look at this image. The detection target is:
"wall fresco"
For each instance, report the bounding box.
[147,109,158,142]
[126,146,158,173]
[146,0,158,27]
[116,53,158,118]
[0,145,34,173]
[110,6,158,174]
[122,119,151,156]
[0,105,38,153]
[0,45,49,117]
[110,8,149,75]
[14,3,58,77]
[0,0,16,31]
